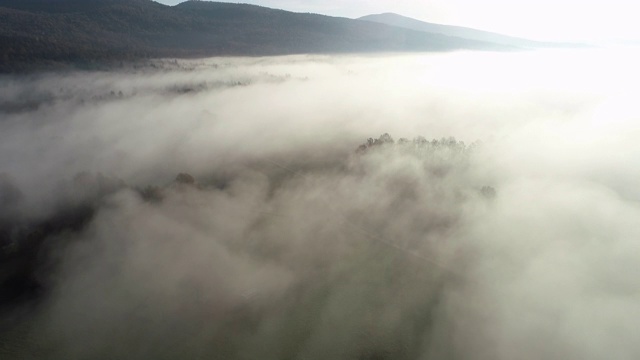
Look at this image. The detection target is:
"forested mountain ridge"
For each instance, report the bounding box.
[0,0,511,73]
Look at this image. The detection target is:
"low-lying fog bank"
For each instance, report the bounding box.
[1,49,640,359]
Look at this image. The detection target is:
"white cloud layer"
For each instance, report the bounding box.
[1,48,640,359]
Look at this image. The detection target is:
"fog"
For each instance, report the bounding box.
[1,48,640,359]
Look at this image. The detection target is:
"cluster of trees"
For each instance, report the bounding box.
[356,133,495,197]
[356,133,470,153]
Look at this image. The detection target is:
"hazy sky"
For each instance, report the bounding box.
[155,0,640,42]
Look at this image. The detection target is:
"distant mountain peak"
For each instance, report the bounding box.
[368,12,411,18]
[358,13,577,49]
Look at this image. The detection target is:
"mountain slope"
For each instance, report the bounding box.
[359,13,578,49]
[0,0,511,73]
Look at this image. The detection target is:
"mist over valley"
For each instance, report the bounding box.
[1,46,640,359]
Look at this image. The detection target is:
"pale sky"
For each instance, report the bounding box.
[155,0,640,42]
